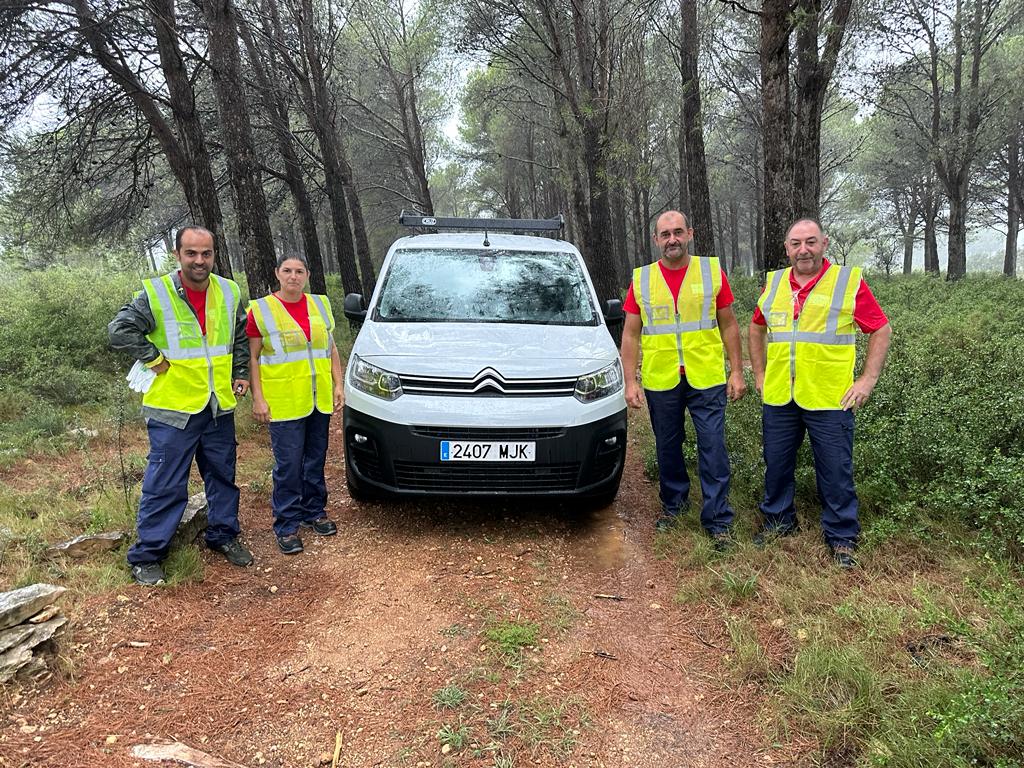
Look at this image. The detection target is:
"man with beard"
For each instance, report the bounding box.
[109,226,254,584]
[620,210,746,548]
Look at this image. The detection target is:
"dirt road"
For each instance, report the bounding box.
[2,419,798,768]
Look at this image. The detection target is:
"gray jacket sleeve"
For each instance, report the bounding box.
[232,300,250,381]
[108,289,161,364]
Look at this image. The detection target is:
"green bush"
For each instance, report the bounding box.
[722,272,1024,556]
[0,266,141,406]
[856,275,1024,554]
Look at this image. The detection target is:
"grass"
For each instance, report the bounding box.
[432,683,468,710]
[437,719,471,750]
[630,396,1024,765]
[483,617,540,665]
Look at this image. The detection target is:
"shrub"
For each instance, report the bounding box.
[0,266,141,406]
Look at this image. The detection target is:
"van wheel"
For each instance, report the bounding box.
[345,471,375,502]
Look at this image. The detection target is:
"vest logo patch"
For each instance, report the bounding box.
[767,311,789,328]
[279,329,306,348]
[176,322,201,343]
[652,305,672,322]
[806,294,829,307]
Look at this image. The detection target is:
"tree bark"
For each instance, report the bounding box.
[760,0,794,269]
[199,0,277,297]
[238,12,327,293]
[149,0,232,278]
[1005,129,1020,277]
[284,0,362,295]
[947,176,969,280]
[728,199,740,273]
[677,110,690,215]
[791,0,853,219]
[680,0,714,255]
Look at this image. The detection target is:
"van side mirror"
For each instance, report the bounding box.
[343,293,366,323]
[603,299,624,326]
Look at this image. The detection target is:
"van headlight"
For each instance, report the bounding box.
[349,355,403,400]
[574,360,623,403]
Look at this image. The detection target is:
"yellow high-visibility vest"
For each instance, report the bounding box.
[632,257,726,391]
[249,294,335,422]
[757,264,860,410]
[142,273,240,414]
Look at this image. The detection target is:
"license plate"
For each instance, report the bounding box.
[440,441,536,462]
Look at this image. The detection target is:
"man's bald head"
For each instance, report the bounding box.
[652,210,693,266]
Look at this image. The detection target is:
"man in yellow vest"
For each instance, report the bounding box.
[621,210,746,548]
[109,226,254,585]
[749,219,892,568]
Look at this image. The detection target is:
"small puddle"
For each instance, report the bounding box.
[573,499,634,571]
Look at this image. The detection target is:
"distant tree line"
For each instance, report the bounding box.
[1,0,1021,297]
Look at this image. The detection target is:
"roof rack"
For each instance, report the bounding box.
[398,210,564,234]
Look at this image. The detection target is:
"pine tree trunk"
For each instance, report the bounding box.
[760,0,793,269]
[199,0,276,296]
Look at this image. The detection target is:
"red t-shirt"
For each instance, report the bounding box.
[246,294,311,341]
[623,262,735,314]
[180,274,207,334]
[624,262,735,377]
[750,259,888,333]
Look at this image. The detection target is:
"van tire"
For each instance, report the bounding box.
[345,471,376,502]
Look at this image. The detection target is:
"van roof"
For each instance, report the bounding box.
[391,232,579,253]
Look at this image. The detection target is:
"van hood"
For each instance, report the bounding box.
[352,321,619,378]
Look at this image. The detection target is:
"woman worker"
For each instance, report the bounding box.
[247,255,344,554]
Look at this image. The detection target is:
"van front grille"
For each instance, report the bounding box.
[392,461,581,492]
[410,426,565,441]
[400,367,576,397]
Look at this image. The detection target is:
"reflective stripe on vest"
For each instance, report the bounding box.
[757,264,859,410]
[632,256,726,391]
[142,273,239,414]
[250,294,335,422]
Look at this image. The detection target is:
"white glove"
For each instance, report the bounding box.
[127,360,157,393]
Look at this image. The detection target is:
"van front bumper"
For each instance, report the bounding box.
[343,405,627,498]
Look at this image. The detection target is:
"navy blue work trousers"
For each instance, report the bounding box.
[760,402,859,548]
[268,410,331,536]
[644,379,734,534]
[127,405,241,565]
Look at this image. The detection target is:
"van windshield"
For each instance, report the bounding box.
[373,248,599,325]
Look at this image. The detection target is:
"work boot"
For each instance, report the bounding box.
[829,544,858,570]
[753,523,800,549]
[212,538,254,567]
[131,562,166,586]
[300,517,338,536]
[710,531,736,554]
[276,534,304,555]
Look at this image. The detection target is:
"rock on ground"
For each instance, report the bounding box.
[0,584,66,632]
[48,531,127,559]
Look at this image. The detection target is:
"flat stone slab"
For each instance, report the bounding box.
[0,625,35,656]
[0,616,67,683]
[49,531,127,558]
[0,584,66,633]
[171,493,208,549]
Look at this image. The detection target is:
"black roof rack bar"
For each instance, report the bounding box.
[399,210,564,233]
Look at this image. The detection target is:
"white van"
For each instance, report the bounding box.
[341,213,627,506]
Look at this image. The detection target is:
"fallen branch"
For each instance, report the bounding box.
[331,731,343,768]
[691,628,724,650]
[592,650,618,660]
[131,741,247,768]
[593,593,627,601]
